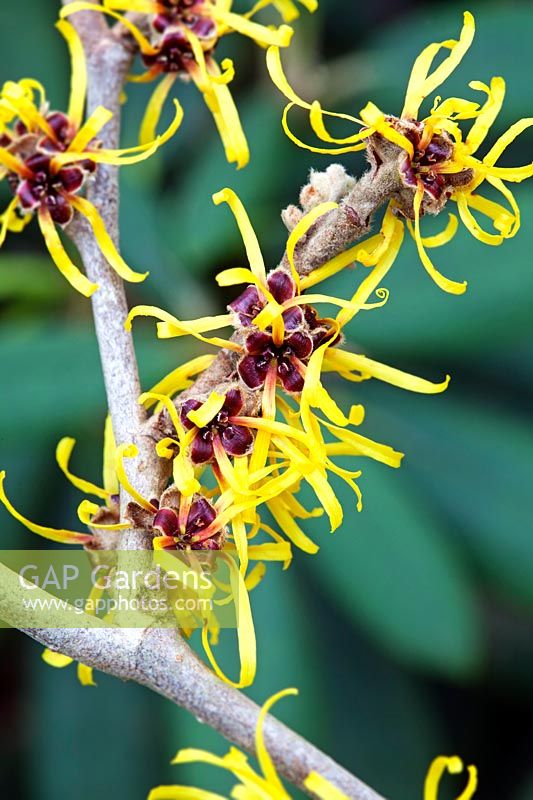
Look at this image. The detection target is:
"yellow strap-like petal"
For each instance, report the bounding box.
[69,195,149,283]
[140,73,177,145]
[360,102,414,157]
[424,756,478,800]
[267,497,319,554]
[0,197,22,248]
[209,7,293,47]
[0,470,92,544]
[37,206,99,297]
[402,12,475,120]
[0,147,33,178]
[143,355,215,402]
[56,20,87,130]
[454,191,504,245]
[201,555,256,688]
[213,189,266,285]
[406,212,458,248]
[67,105,114,153]
[465,77,506,154]
[61,2,158,54]
[200,67,250,169]
[413,185,467,294]
[56,437,109,500]
[286,201,338,291]
[42,649,73,668]
[304,772,349,800]
[323,350,450,393]
[77,663,97,686]
[115,444,157,511]
[148,788,228,800]
[323,423,404,468]
[103,415,118,498]
[256,688,296,792]
[187,392,226,428]
[77,499,129,530]
[125,305,241,351]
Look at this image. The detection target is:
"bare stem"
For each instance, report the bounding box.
[0,563,384,800]
[12,5,402,798]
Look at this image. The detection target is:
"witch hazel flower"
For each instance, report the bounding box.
[61,0,315,168]
[267,11,533,295]
[0,22,181,296]
[180,387,255,463]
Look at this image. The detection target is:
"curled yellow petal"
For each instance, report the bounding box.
[213,189,267,286]
[103,415,118,498]
[139,73,177,145]
[256,687,297,789]
[186,392,226,428]
[143,355,215,402]
[413,185,467,294]
[77,499,129,530]
[402,11,476,120]
[201,555,256,688]
[424,756,478,800]
[465,77,506,154]
[0,470,92,544]
[323,350,450,394]
[56,437,109,500]
[56,20,87,130]
[286,201,338,291]
[115,444,157,512]
[360,101,414,157]
[209,7,293,47]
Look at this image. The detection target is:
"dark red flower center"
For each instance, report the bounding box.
[9,151,95,226]
[180,388,254,464]
[238,329,314,394]
[152,497,221,550]
[399,124,456,200]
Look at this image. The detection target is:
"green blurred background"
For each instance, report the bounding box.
[1,0,532,797]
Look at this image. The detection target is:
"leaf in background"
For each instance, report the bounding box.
[304,459,483,678]
[330,186,533,359]
[360,387,533,608]
[0,255,69,303]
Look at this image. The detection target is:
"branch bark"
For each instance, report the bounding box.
[7,5,404,798]
[0,562,385,800]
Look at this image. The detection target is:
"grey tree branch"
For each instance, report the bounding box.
[0,562,384,800]
[5,4,403,798]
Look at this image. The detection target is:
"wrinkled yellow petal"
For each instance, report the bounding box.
[465,77,506,153]
[144,355,215,402]
[256,688,296,791]
[77,499,129,530]
[103,415,118,498]
[360,101,414,157]
[201,555,256,688]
